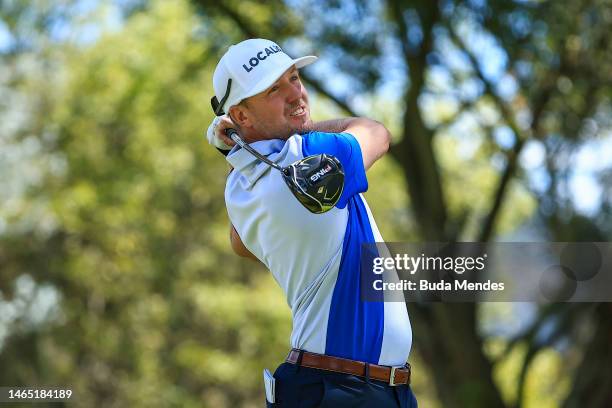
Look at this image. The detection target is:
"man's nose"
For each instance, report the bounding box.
[286,81,302,104]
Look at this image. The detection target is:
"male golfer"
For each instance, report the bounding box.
[206,38,416,407]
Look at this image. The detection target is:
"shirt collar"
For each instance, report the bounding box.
[226,139,289,187]
[226,139,286,170]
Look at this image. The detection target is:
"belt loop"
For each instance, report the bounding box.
[364,362,371,383]
[294,349,304,373]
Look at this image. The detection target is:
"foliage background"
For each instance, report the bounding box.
[0,0,610,407]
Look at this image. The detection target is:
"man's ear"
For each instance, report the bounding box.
[228,105,251,128]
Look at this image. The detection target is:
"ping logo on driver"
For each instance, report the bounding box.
[310,164,333,182]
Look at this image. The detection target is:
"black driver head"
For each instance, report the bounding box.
[281,154,344,214]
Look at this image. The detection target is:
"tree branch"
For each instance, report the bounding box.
[445,25,560,241]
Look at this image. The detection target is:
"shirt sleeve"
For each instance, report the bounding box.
[301,131,368,209]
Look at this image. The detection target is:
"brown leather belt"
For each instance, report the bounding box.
[286,349,411,386]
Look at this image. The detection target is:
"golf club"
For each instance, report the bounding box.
[225,128,345,214]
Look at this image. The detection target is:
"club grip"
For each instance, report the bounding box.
[225,128,239,138]
[225,128,244,149]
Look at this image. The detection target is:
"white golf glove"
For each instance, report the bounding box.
[206,115,233,151]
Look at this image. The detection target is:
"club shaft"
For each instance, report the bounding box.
[226,129,283,171]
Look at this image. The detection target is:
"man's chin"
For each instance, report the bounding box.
[275,118,313,140]
[292,117,313,134]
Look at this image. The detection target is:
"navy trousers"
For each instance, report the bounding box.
[266,362,418,408]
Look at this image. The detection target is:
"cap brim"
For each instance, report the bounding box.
[238,56,318,102]
[294,55,317,68]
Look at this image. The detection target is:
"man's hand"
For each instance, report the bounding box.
[206,115,238,152]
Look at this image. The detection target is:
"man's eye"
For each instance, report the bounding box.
[269,86,279,93]
[291,75,299,81]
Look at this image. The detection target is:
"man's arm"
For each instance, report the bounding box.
[230,224,260,262]
[307,117,391,170]
[227,166,259,262]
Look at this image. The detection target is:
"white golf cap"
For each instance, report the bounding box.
[212,38,317,115]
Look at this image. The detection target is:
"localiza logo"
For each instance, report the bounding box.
[242,45,283,73]
[310,164,333,182]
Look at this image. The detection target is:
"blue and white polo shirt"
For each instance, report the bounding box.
[225,131,412,366]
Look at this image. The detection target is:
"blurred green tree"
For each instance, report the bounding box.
[1,1,291,406]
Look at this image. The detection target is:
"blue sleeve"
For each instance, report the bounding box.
[301,131,368,209]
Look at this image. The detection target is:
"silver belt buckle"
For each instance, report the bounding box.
[389,366,399,386]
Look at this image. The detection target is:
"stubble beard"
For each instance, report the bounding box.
[260,113,313,140]
[288,117,314,138]
[282,102,313,138]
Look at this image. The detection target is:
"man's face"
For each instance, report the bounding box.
[239,66,312,140]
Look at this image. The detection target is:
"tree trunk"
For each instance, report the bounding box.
[410,303,507,407]
[562,303,612,408]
